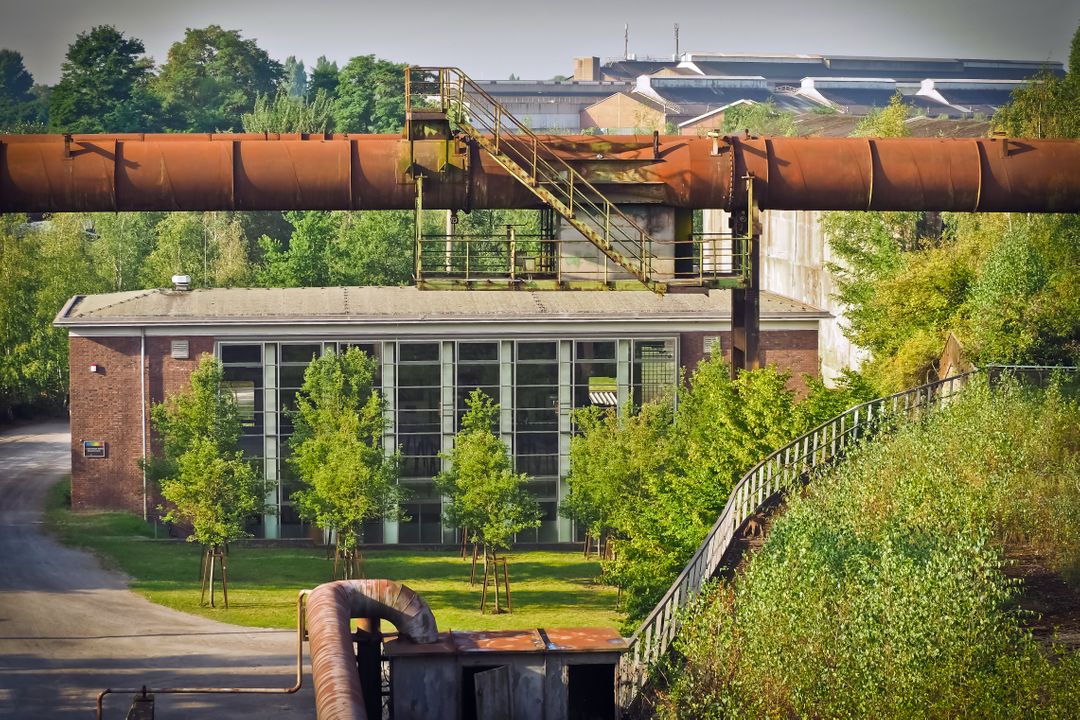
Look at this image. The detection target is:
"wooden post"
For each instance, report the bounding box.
[502,557,512,613]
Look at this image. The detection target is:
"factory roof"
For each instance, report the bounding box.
[56,286,827,327]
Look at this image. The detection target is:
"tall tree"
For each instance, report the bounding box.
[283,55,307,98]
[308,56,340,102]
[154,25,283,132]
[0,215,109,420]
[149,354,266,606]
[86,212,161,291]
[993,25,1080,139]
[332,55,407,134]
[257,210,414,288]
[142,212,253,288]
[288,347,402,578]
[0,49,40,128]
[48,26,159,133]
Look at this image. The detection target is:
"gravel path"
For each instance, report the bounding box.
[0,422,314,719]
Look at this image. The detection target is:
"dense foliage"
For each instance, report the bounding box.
[288,347,402,558]
[660,378,1080,718]
[826,34,1080,392]
[148,355,266,547]
[562,351,874,623]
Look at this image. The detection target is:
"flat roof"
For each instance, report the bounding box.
[55,286,827,328]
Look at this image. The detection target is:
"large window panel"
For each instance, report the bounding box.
[633,339,677,406]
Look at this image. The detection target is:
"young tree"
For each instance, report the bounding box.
[288,347,402,578]
[436,389,540,612]
[48,26,160,132]
[154,25,283,132]
[149,354,266,607]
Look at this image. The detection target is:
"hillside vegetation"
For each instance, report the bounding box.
[659,377,1080,719]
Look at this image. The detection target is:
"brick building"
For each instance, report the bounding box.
[56,286,826,543]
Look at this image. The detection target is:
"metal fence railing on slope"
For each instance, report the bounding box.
[616,364,1078,713]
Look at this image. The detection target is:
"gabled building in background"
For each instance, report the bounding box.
[472,52,1059,133]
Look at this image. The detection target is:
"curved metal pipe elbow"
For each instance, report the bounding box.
[307,579,438,720]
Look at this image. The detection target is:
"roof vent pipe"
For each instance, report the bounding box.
[307,579,439,720]
[171,274,191,291]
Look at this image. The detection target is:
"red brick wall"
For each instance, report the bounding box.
[679,329,819,394]
[68,335,213,515]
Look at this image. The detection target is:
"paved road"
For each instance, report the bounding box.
[0,422,314,719]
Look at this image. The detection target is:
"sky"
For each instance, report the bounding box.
[0,0,1076,85]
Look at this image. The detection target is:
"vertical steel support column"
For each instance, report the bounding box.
[440,340,457,544]
[557,339,573,542]
[353,618,383,720]
[382,342,399,544]
[499,340,514,448]
[617,339,632,416]
[730,181,761,377]
[262,343,280,539]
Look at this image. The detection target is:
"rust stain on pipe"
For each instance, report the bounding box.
[306,579,438,720]
[2,133,1079,214]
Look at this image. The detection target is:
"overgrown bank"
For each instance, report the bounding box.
[659,378,1080,718]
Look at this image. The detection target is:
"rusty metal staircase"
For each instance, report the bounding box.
[406,66,669,294]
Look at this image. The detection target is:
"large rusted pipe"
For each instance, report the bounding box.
[2,133,1079,213]
[306,579,438,720]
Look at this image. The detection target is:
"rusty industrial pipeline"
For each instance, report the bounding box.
[2,133,1079,214]
[306,579,439,720]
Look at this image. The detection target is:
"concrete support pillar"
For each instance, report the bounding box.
[556,205,678,284]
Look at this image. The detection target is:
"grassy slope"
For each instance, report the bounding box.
[660,379,1080,719]
[44,481,622,631]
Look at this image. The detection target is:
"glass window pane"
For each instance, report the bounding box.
[281,344,321,363]
[517,363,558,386]
[398,364,440,387]
[398,433,441,456]
[398,387,441,407]
[458,364,499,387]
[221,344,262,364]
[279,365,307,389]
[458,342,498,362]
[399,343,439,362]
[517,341,556,361]
[517,454,558,476]
[575,340,616,360]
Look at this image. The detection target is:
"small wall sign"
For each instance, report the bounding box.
[83,440,107,458]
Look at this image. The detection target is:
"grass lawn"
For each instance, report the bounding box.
[44,479,623,632]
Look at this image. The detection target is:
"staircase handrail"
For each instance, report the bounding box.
[407,66,662,284]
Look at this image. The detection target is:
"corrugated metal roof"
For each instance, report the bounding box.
[55,286,827,326]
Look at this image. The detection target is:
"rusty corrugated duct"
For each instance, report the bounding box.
[2,133,1079,214]
[306,579,438,720]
